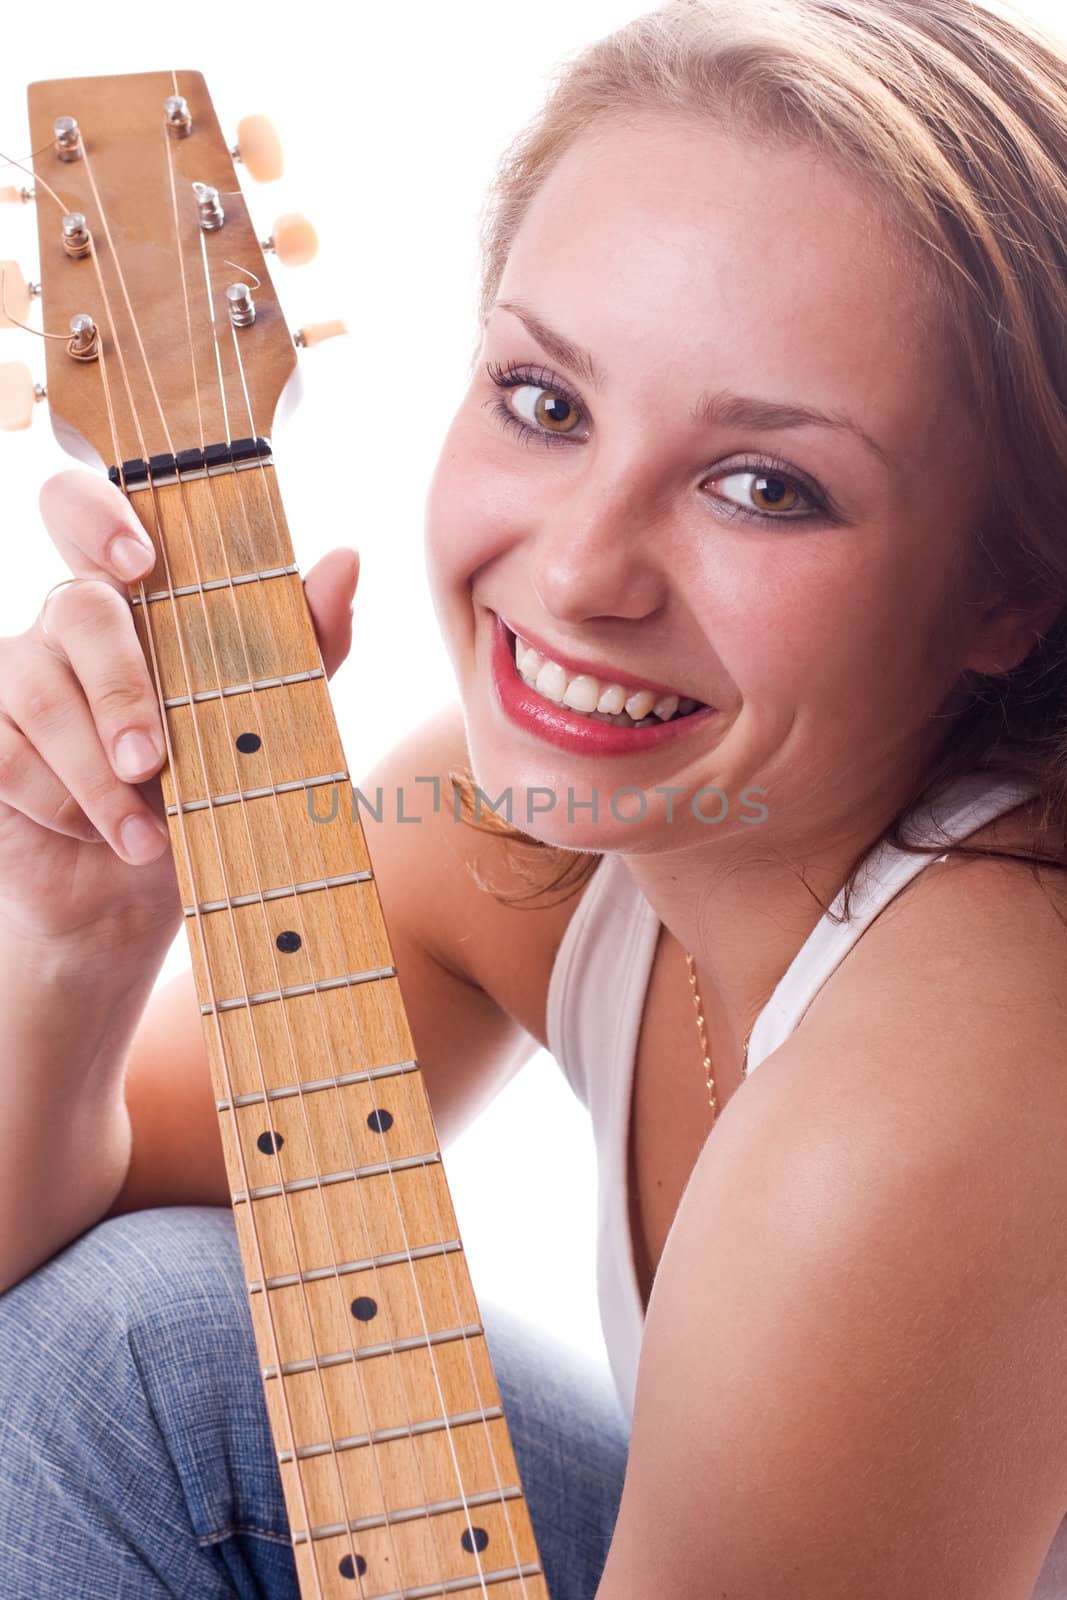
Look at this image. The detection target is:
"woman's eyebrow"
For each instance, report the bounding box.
[488,297,895,472]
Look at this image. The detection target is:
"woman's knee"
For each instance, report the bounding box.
[0,1206,290,1597]
[0,1206,286,1543]
[0,1206,249,1405]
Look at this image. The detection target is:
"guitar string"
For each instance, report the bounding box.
[184,80,523,1583]
[17,155,328,1599]
[166,133,419,1590]
[164,89,511,1593]
[187,214,462,1593]
[169,63,529,1593]
[10,153,326,1582]
[29,103,521,1600]
[95,114,379,1593]
[1,138,53,171]
[220,245,531,1599]
[73,130,332,1597]
[219,244,523,1598]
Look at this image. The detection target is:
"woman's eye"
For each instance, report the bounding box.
[706,468,817,521]
[484,361,586,447]
[510,383,583,436]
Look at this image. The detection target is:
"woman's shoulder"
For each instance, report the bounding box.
[801,786,1067,1079]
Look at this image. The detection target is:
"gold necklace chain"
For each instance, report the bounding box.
[685,950,754,1119]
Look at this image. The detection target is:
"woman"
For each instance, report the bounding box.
[3,0,1067,1593]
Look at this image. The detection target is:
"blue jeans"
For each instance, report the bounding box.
[0,1206,629,1599]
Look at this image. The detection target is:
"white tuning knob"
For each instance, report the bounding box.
[0,362,44,430]
[294,320,348,350]
[262,213,319,268]
[232,114,284,183]
[0,185,34,205]
[0,262,36,330]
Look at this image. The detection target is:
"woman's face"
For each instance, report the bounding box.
[423,112,997,859]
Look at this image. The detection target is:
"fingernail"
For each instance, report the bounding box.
[114,728,161,780]
[109,534,154,581]
[120,813,169,863]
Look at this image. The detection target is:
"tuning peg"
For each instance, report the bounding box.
[232,114,284,183]
[261,213,319,268]
[0,185,34,205]
[0,362,45,430]
[294,320,348,350]
[0,262,39,330]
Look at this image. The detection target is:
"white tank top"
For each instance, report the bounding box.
[545,769,1039,1422]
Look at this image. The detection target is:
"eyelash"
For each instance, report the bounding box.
[483,358,830,525]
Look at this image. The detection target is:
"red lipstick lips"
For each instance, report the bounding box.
[490,612,718,758]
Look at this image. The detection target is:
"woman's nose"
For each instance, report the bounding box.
[526,474,669,626]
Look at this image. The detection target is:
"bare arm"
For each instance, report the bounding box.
[0,920,178,1294]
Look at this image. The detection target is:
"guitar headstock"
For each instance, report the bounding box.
[23,70,299,478]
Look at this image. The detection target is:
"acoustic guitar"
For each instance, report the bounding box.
[5,68,550,1600]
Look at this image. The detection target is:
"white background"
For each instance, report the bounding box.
[1,0,1063,1377]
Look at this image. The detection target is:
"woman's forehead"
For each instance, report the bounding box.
[497,115,957,464]
[510,114,934,328]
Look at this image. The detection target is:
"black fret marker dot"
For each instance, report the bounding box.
[338,1552,367,1579]
[461,1527,489,1555]
[257,1130,283,1155]
[235,732,261,754]
[276,930,301,953]
[367,1108,393,1134]
[350,1296,378,1322]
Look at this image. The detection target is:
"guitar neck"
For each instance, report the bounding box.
[119,458,549,1598]
[23,64,551,1596]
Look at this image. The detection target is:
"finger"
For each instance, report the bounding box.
[304,547,359,680]
[38,468,157,590]
[0,710,102,843]
[12,667,169,864]
[26,581,166,784]
[4,623,169,867]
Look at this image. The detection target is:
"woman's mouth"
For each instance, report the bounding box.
[509,626,708,727]
[488,611,719,758]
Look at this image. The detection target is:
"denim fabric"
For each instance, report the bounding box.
[0,1206,629,1599]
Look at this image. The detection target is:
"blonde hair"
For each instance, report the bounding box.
[450,0,1067,919]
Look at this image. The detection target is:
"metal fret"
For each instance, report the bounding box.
[202,964,396,1016]
[169,770,347,816]
[232,1149,439,1204]
[249,1238,462,1294]
[129,563,299,606]
[294,1485,526,1547]
[277,1404,505,1465]
[185,869,372,917]
[262,1320,484,1380]
[289,1564,542,1598]
[339,1565,541,1599]
[164,667,324,709]
[215,1059,419,1114]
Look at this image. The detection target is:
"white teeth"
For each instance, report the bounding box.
[562,674,601,714]
[624,689,656,721]
[534,660,568,704]
[511,628,702,725]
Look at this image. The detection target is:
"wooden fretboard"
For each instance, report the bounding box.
[124,458,550,1600]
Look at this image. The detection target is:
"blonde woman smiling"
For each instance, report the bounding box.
[3,1,1067,1595]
